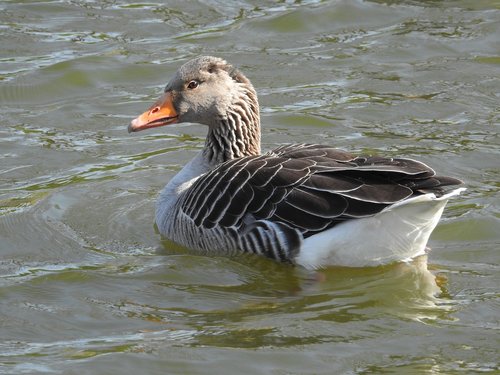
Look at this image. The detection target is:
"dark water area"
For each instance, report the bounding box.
[0,1,499,374]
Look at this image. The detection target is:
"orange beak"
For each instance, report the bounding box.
[128,92,178,133]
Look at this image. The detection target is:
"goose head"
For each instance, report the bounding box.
[129,56,261,163]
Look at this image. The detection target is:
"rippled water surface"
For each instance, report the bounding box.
[1,1,499,374]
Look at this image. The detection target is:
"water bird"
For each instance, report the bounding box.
[129,56,464,269]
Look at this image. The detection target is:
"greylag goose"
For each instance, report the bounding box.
[129,56,464,269]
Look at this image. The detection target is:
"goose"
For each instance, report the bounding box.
[128,56,464,269]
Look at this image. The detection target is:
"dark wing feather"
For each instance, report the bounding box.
[179,143,463,239]
[285,187,348,218]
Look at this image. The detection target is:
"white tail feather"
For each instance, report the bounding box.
[296,188,465,269]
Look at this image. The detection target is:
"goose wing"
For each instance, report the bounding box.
[180,144,460,231]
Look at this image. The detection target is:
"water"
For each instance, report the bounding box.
[1,0,499,374]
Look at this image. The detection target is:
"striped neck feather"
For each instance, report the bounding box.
[203,86,261,164]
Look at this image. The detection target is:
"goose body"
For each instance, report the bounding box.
[129,56,464,269]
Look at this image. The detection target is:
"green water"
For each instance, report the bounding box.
[0,1,499,374]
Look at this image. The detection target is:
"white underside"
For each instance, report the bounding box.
[295,187,465,269]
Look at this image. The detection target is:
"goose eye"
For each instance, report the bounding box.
[187,80,199,90]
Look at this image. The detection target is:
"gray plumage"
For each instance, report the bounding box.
[130,56,464,268]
